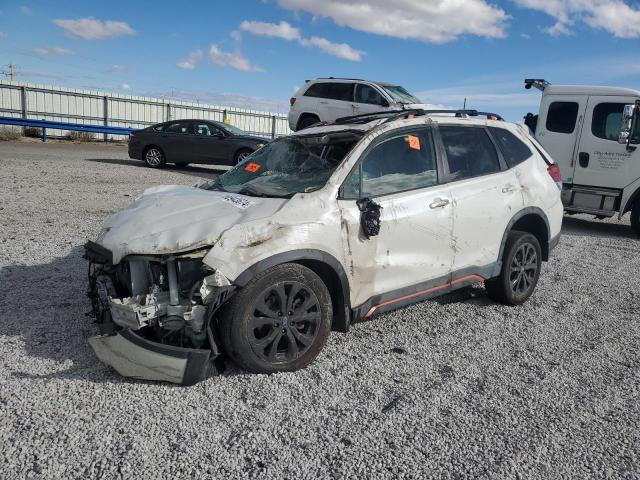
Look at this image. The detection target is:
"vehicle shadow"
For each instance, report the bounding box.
[561,215,636,240]
[85,158,225,180]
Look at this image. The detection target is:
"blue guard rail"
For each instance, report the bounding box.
[0,115,134,142]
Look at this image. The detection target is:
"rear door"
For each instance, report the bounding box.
[438,124,523,273]
[160,120,193,162]
[337,127,454,307]
[321,83,355,122]
[536,95,588,184]
[572,95,639,188]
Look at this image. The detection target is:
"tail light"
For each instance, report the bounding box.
[547,164,562,190]
[290,97,296,106]
[130,132,137,141]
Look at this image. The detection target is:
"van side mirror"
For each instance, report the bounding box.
[619,101,640,152]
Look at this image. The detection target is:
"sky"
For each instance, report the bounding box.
[1,0,640,120]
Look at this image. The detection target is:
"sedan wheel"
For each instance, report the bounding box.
[144,147,165,168]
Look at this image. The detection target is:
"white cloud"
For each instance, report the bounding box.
[119,83,131,90]
[0,32,7,39]
[209,45,264,72]
[513,0,640,38]
[20,6,32,16]
[240,20,363,60]
[33,46,76,56]
[277,0,509,43]
[299,36,363,61]
[240,20,301,40]
[177,49,203,70]
[52,17,135,40]
[108,64,128,73]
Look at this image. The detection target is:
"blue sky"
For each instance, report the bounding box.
[1,0,640,120]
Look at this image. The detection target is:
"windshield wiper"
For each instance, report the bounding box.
[236,186,292,199]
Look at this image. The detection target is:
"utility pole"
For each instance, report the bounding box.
[9,64,13,81]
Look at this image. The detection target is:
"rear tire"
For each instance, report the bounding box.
[631,201,640,237]
[297,115,320,131]
[143,146,165,168]
[485,230,542,306]
[218,263,332,374]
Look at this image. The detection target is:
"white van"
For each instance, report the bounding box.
[288,78,425,131]
[524,79,640,235]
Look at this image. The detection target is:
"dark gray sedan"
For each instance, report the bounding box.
[128,119,270,168]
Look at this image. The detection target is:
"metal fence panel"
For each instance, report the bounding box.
[0,80,291,140]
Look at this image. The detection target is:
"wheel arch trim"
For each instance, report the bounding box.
[497,207,552,266]
[233,249,352,332]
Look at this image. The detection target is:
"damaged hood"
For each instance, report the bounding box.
[97,185,287,263]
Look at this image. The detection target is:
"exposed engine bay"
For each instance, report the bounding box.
[84,241,234,384]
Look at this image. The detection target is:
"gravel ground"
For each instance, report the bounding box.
[1,140,639,479]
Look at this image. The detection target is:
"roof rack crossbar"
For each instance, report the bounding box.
[335,108,504,125]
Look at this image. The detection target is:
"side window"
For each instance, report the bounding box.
[328,83,355,102]
[355,84,385,105]
[303,83,331,98]
[489,127,533,168]
[194,122,222,136]
[165,121,190,134]
[440,126,501,181]
[591,103,626,141]
[546,102,579,134]
[343,129,438,198]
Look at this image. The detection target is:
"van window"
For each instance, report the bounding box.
[343,129,437,198]
[489,127,532,167]
[591,103,626,141]
[546,102,579,134]
[440,126,501,180]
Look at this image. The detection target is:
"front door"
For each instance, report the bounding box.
[536,94,588,184]
[351,84,389,117]
[572,95,639,188]
[337,127,454,308]
[192,121,230,163]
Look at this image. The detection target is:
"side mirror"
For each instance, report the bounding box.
[619,101,640,151]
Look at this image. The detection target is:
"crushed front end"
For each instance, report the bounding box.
[84,241,234,385]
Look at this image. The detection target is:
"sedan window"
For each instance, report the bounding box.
[165,121,191,134]
[194,122,222,136]
[344,129,437,198]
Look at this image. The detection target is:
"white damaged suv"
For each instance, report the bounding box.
[85,109,563,384]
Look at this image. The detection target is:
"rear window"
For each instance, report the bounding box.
[440,126,501,181]
[546,102,579,134]
[304,82,354,102]
[489,127,532,168]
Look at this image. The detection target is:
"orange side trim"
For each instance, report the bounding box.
[364,274,485,319]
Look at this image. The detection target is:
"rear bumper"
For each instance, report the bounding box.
[89,329,212,385]
[549,233,561,253]
[128,141,143,160]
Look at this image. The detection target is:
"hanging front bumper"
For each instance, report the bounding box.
[88,329,213,385]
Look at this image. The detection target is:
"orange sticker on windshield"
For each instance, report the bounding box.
[244,162,261,173]
[407,135,420,150]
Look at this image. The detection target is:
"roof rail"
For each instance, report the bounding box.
[316,77,365,81]
[335,108,504,125]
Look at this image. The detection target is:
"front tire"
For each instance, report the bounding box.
[234,148,253,165]
[219,264,332,373]
[485,231,542,306]
[631,201,640,236]
[143,146,165,168]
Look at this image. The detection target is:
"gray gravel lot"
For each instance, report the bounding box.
[1,140,639,479]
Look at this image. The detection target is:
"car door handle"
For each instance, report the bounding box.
[502,184,516,193]
[429,198,450,209]
[578,152,590,168]
[319,101,329,105]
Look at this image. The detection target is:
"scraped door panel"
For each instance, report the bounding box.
[338,186,454,308]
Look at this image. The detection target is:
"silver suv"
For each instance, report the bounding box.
[288,78,425,131]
